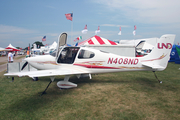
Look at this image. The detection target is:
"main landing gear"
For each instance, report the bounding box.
[40,75,77,96]
[40,77,55,96]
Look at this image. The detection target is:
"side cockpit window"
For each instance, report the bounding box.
[78,49,95,59]
[57,47,80,64]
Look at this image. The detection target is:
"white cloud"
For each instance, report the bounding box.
[92,0,180,24]
[0,25,36,34]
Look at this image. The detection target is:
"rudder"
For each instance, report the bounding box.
[141,34,175,71]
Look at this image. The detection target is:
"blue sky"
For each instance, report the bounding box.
[0,0,180,48]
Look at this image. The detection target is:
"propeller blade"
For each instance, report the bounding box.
[21,62,28,70]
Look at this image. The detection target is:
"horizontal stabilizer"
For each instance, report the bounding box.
[142,62,165,70]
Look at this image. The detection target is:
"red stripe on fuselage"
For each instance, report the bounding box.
[74,63,120,69]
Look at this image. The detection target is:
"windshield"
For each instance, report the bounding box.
[50,49,57,57]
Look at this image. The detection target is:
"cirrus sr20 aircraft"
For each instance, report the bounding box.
[4,33,175,95]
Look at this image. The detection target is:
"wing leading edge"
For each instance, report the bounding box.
[4,68,89,78]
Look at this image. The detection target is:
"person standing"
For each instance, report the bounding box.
[8,51,13,63]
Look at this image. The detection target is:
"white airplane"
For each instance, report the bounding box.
[4,33,175,95]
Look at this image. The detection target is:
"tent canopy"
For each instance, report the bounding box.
[5,44,20,51]
[0,47,12,51]
[78,35,118,46]
[49,41,57,49]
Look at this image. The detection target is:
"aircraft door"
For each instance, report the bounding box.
[56,33,67,59]
[57,47,80,64]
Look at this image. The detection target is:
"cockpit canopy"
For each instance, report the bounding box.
[57,47,95,64]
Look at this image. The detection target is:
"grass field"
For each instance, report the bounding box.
[0,62,180,120]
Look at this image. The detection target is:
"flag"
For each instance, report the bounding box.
[133,30,136,36]
[118,26,121,35]
[42,36,46,41]
[95,26,100,34]
[134,25,137,30]
[66,44,71,46]
[118,31,121,35]
[74,36,82,42]
[176,46,180,56]
[82,24,88,34]
[65,13,73,21]
[133,25,136,36]
[84,24,87,29]
[75,42,78,46]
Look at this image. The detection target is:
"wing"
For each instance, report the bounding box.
[4,67,89,78]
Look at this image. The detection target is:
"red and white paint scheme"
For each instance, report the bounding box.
[4,33,175,91]
[77,35,118,46]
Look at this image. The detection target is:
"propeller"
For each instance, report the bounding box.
[21,62,28,70]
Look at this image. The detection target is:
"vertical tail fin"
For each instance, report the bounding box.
[141,34,175,71]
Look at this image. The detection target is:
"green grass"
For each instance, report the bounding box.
[0,62,180,120]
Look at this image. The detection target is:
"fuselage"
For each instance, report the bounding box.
[25,46,159,74]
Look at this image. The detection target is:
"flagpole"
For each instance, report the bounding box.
[119,31,121,41]
[71,19,73,45]
[71,11,73,45]
[119,26,121,43]
[133,30,135,47]
[134,33,135,47]
[133,25,136,47]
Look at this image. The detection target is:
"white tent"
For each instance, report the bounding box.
[43,41,57,54]
[49,41,57,50]
[5,44,20,51]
